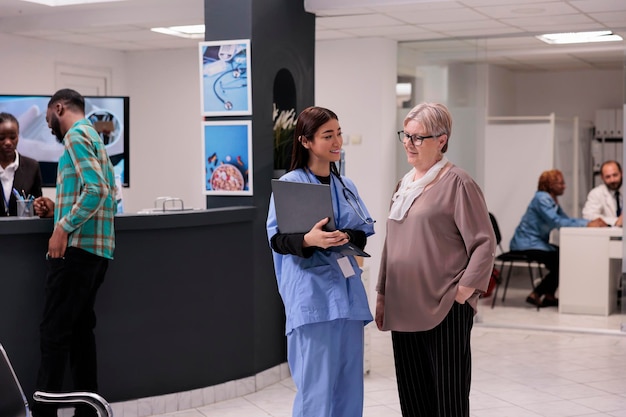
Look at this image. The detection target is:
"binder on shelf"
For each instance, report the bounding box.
[595,109,611,138]
[595,108,622,140]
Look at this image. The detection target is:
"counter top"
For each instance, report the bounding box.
[560,226,622,239]
[0,206,256,235]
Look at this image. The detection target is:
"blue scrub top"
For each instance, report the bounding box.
[267,168,375,334]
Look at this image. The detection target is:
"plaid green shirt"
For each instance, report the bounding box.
[54,119,116,259]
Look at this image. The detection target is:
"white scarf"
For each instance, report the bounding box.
[388,156,448,221]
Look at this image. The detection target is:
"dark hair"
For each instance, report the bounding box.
[0,112,19,132]
[600,160,622,175]
[48,88,85,114]
[289,106,339,171]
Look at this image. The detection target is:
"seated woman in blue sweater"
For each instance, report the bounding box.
[510,169,607,308]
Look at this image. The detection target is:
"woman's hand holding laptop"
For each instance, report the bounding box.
[303,217,350,249]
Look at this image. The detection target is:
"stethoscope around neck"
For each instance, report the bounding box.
[304,164,375,226]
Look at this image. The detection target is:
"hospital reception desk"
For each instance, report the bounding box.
[0,206,286,403]
[559,227,623,316]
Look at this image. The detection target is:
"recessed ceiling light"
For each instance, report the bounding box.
[151,24,205,40]
[537,30,623,45]
[20,0,126,6]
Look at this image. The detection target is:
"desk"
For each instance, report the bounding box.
[0,207,286,403]
[559,227,622,315]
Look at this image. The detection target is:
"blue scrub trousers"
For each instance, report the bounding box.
[287,319,364,417]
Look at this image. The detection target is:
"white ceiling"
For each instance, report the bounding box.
[308,0,626,72]
[0,0,205,51]
[0,0,624,72]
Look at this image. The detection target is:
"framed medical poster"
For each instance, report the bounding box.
[199,39,252,116]
[202,120,253,195]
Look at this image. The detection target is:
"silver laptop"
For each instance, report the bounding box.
[271,179,370,257]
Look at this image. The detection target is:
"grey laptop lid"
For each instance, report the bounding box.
[271,179,370,257]
[271,180,336,233]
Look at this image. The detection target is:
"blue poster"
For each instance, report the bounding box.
[203,121,252,195]
[199,40,252,116]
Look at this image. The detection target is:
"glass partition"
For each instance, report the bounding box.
[622,48,626,332]
[399,36,625,331]
[397,38,488,184]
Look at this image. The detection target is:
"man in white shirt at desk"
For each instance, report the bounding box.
[582,160,623,227]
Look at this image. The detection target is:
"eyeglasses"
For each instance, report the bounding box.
[397,131,440,147]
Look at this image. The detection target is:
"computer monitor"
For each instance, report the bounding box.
[0,94,130,187]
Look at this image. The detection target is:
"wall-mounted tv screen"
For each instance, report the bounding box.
[0,95,129,187]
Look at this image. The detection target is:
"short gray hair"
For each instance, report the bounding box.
[404,102,452,153]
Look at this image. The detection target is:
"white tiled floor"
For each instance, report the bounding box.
[130,275,626,417]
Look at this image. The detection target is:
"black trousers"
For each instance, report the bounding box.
[391,302,474,417]
[32,247,108,417]
[518,248,559,296]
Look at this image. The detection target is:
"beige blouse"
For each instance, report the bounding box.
[376,165,496,332]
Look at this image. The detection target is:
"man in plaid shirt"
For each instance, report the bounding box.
[33,88,116,417]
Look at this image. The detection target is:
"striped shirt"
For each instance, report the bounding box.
[54,118,116,259]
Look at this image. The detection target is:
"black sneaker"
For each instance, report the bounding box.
[541,298,559,307]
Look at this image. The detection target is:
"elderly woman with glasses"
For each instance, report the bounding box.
[510,169,607,308]
[375,102,495,417]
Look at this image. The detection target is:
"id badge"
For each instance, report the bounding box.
[337,256,355,278]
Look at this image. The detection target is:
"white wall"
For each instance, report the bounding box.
[0,33,204,213]
[0,33,128,95]
[125,48,204,213]
[514,69,623,123]
[315,37,398,298]
[485,121,554,251]
[487,65,516,117]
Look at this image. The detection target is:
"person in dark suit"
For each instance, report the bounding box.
[0,112,43,216]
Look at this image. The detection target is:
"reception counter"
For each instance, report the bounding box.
[0,206,285,403]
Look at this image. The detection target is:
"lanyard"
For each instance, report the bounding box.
[0,186,9,215]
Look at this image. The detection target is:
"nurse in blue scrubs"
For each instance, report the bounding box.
[267,106,375,417]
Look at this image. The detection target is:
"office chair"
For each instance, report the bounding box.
[0,343,113,417]
[488,213,543,309]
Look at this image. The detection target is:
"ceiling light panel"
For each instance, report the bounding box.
[151,24,205,39]
[20,0,126,6]
[537,30,623,44]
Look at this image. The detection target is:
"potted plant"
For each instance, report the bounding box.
[273,104,296,177]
